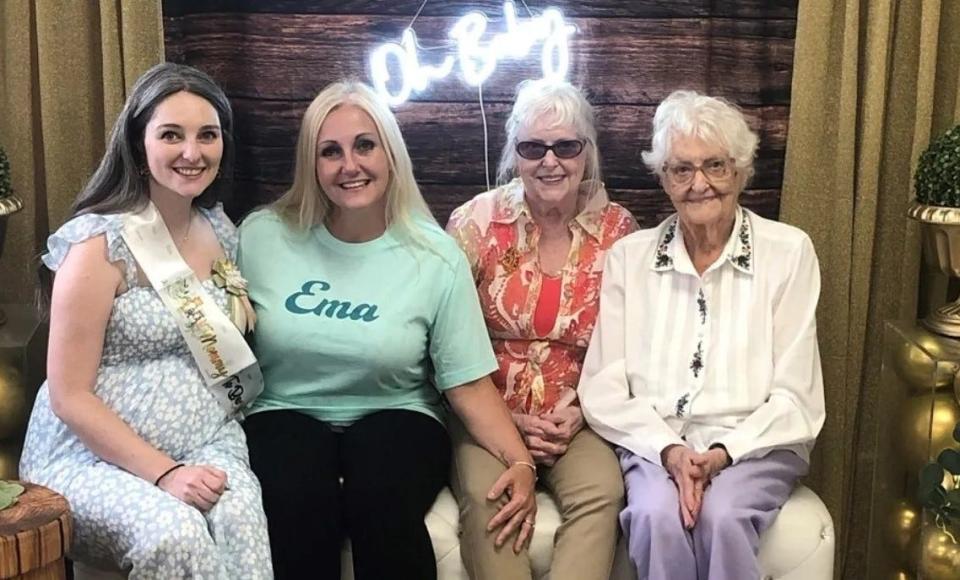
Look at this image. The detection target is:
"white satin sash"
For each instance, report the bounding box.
[121,202,263,415]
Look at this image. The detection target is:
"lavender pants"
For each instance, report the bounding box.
[618,448,807,580]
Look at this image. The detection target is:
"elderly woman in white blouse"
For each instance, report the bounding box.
[578,90,825,580]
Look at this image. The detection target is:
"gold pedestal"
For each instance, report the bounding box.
[0,304,46,480]
[869,320,960,579]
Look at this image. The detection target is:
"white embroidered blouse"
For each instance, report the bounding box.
[579,206,825,466]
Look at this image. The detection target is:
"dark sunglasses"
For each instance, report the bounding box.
[515,139,585,160]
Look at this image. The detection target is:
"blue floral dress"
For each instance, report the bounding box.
[19,205,273,579]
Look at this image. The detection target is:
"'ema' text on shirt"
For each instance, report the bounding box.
[284,280,381,322]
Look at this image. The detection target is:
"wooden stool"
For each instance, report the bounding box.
[0,483,72,579]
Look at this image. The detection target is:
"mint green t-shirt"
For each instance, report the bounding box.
[237,209,497,425]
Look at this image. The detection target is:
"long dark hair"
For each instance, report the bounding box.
[37,62,235,314]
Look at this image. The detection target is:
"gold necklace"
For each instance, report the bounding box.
[174,211,194,247]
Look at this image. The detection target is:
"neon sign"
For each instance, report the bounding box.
[370,2,576,106]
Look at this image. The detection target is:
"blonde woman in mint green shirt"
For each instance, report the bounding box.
[238,81,537,580]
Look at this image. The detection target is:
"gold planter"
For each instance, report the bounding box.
[908,202,960,338]
[0,194,24,327]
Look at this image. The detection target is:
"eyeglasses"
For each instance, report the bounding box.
[515,139,585,160]
[662,157,735,186]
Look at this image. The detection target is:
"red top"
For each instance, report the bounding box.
[534,274,563,337]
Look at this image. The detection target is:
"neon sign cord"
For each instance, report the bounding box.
[408,0,429,29]
[406,0,454,51]
[407,0,453,51]
[478,83,491,192]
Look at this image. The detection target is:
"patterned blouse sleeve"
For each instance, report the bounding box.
[611,204,640,239]
[621,209,640,235]
[445,202,484,278]
[42,213,137,285]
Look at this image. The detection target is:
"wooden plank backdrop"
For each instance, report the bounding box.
[162,0,797,227]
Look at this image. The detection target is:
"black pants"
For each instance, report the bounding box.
[244,409,452,580]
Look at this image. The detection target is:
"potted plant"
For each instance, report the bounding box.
[908,124,960,337]
[0,146,24,326]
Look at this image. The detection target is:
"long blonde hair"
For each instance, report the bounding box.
[271,81,436,238]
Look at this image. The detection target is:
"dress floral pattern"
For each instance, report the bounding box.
[447,179,638,414]
[19,205,272,579]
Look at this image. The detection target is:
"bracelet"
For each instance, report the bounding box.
[511,460,538,481]
[154,463,185,486]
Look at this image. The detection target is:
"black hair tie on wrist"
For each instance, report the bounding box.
[154,463,185,486]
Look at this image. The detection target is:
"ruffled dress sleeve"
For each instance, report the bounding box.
[41,213,138,287]
[199,203,239,261]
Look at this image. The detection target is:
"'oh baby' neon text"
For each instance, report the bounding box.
[370,2,576,106]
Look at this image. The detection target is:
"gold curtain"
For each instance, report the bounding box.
[0,0,163,303]
[781,0,960,577]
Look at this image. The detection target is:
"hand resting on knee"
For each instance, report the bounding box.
[157,464,228,511]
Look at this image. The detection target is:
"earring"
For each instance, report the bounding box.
[139,165,150,177]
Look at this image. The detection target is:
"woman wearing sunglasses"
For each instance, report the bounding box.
[579,90,825,579]
[446,79,637,580]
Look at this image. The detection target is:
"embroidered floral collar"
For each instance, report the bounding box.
[490,178,611,241]
[651,206,754,274]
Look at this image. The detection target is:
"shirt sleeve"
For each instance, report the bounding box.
[578,241,686,466]
[236,213,262,275]
[713,234,826,463]
[429,249,498,391]
[236,211,277,302]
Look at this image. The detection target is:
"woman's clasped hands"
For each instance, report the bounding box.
[512,405,584,467]
[661,444,731,529]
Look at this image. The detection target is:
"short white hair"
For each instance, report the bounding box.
[497,79,602,198]
[642,90,759,183]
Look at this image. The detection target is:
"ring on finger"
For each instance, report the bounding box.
[524,519,536,526]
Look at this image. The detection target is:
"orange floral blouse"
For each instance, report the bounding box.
[447,179,638,414]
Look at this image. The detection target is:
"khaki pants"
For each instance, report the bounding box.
[450,417,624,580]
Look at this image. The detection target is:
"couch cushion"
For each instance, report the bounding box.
[78,484,834,580]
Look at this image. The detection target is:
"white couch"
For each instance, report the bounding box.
[76,484,834,580]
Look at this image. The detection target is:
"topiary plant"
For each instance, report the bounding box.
[0,146,21,217]
[0,145,21,326]
[915,124,960,207]
[0,145,22,219]
[0,147,12,201]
